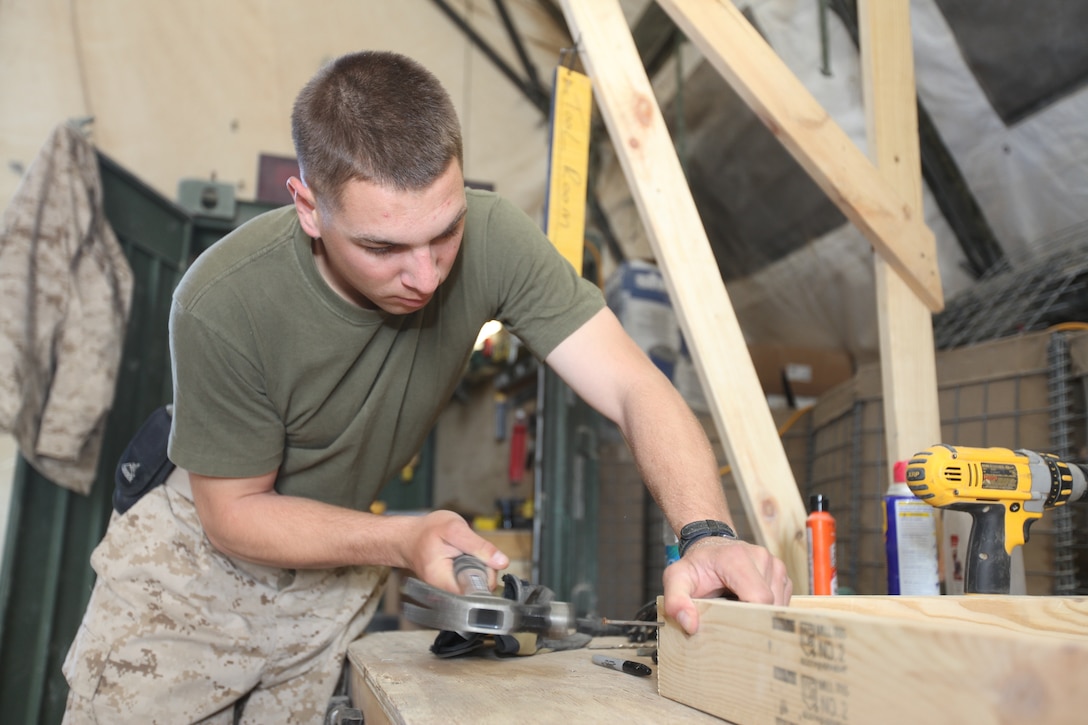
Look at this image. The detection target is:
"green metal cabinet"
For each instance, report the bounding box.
[0,154,275,724]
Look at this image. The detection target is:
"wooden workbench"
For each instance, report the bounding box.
[347,631,722,723]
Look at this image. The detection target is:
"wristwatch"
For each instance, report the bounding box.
[678,519,738,557]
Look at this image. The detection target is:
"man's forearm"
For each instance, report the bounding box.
[191,479,414,570]
[209,493,416,569]
[618,376,733,533]
[544,308,734,534]
[188,471,508,594]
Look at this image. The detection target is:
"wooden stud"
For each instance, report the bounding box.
[858,0,974,593]
[658,596,1088,724]
[559,0,809,588]
[792,594,1088,637]
[859,0,943,478]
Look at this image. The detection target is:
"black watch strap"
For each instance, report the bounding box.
[678,519,738,557]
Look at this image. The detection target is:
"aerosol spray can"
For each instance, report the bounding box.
[806,494,837,595]
[884,461,940,595]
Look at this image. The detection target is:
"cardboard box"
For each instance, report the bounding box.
[748,342,855,401]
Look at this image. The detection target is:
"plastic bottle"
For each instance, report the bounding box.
[806,494,837,595]
[663,520,680,567]
[884,461,940,595]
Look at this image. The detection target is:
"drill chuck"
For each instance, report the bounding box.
[1043,456,1088,507]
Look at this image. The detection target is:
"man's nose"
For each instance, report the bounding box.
[405,246,440,293]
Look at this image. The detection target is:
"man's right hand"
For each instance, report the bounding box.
[405,510,509,593]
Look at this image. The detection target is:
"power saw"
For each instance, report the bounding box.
[906,444,1088,593]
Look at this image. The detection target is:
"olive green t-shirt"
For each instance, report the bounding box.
[167,189,604,510]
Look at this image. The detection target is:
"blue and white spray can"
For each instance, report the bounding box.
[884,460,940,595]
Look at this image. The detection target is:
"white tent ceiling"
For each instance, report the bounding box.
[2,0,1086,362]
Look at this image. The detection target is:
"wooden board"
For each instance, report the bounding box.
[475,529,532,561]
[475,528,533,582]
[347,631,722,724]
[859,0,943,480]
[857,0,975,593]
[558,0,809,591]
[658,595,1088,724]
[656,0,943,313]
[791,595,1088,638]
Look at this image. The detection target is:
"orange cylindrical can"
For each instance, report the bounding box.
[806,494,838,595]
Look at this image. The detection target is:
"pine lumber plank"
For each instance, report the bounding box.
[347,631,722,723]
[658,596,1088,724]
[558,0,809,591]
[792,595,1088,638]
[656,0,943,313]
[859,0,943,478]
[857,0,971,591]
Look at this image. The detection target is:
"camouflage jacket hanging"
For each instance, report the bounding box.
[0,123,133,494]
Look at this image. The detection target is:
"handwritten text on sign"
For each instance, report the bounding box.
[544,66,592,275]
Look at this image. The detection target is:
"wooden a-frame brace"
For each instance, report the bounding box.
[559,0,945,593]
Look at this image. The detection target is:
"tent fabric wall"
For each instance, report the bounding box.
[913,0,1088,263]
[0,0,566,220]
[593,0,1086,363]
[4,0,1084,364]
[592,0,975,362]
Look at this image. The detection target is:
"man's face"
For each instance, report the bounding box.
[291,162,467,314]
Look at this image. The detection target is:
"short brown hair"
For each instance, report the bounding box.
[291,51,464,210]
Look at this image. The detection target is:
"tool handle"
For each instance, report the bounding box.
[960,504,1013,594]
[453,554,493,596]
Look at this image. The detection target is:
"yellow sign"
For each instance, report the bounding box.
[544,66,592,275]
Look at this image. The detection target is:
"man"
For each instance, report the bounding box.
[63,50,791,723]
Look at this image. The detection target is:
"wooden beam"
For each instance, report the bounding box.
[658,596,1088,724]
[858,0,975,593]
[860,0,941,476]
[791,595,1088,637]
[656,0,944,313]
[558,0,808,589]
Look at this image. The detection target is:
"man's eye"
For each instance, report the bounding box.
[366,246,395,256]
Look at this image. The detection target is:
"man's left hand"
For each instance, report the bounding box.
[661,537,792,635]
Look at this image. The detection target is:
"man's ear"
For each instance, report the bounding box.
[287,176,321,238]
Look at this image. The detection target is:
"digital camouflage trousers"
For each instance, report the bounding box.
[62,468,388,724]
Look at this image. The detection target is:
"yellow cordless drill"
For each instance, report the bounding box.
[906,444,1088,594]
